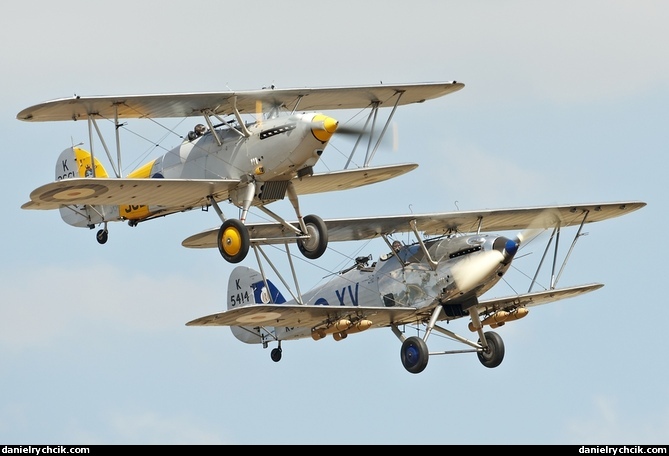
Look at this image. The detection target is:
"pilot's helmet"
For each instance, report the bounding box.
[194,124,206,136]
[392,241,402,251]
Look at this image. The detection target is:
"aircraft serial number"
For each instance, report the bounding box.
[230,291,251,307]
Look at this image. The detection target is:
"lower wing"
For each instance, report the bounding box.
[21,163,416,211]
[21,178,240,210]
[476,283,604,315]
[186,304,418,329]
[186,284,602,331]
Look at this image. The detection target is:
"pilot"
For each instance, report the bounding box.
[187,124,207,141]
[392,240,402,252]
[381,240,403,261]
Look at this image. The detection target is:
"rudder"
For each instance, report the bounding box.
[228,265,286,344]
[55,146,113,228]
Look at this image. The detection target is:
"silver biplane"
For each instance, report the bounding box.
[19,81,463,263]
[185,201,645,373]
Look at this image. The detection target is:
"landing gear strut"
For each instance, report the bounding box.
[393,304,507,373]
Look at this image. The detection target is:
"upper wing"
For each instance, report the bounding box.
[17,81,465,122]
[21,177,240,210]
[186,303,418,329]
[182,201,646,248]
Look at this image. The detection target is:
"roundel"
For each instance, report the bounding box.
[37,183,109,203]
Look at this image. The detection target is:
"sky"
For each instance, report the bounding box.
[1,0,667,445]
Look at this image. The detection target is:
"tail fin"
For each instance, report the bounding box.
[55,146,112,228]
[56,146,109,181]
[228,265,286,344]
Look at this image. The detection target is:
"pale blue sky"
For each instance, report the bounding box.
[1,0,666,444]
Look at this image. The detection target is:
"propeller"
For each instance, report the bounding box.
[514,208,560,247]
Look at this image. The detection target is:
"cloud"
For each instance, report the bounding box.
[0,263,217,352]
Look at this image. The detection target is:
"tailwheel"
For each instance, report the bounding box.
[217,219,250,264]
[270,347,282,362]
[477,331,505,368]
[400,336,429,374]
[296,214,328,260]
[96,229,108,245]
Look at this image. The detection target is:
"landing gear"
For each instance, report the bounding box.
[270,347,282,362]
[400,336,429,374]
[208,184,328,263]
[477,331,505,368]
[392,305,508,373]
[217,219,250,264]
[96,229,108,244]
[296,214,328,260]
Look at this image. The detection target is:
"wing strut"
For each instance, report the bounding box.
[364,90,403,166]
[231,96,251,137]
[344,102,377,170]
[251,243,304,305]
[113,103,123,177]
[528,227,557,293]
[289,95,305,115]
[86,115,121,178]
[87,117,96,177]
[527,209,590,292]
[554,210,589,287]
[344,89,406,169]
[409,220,437,270]
[201,110,222,146]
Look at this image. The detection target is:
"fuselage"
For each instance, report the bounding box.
[271,233,517,341]
[136,112,332,182]
[57,112,338,227]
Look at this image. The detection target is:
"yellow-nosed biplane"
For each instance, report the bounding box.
[19,81,463,263]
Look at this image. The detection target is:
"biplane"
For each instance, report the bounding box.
[185,201,645,373]
[18,81,463,263]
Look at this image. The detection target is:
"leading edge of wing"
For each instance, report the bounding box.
[17,81,464,122]
[476,283,604,315]
[182,200,646,249]
[186,304,417,329]
[21,177,240,210]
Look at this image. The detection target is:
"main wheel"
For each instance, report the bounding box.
[217,219,250,264]
[477,331,505,368]
[400,336,429,374]
[96,229,108,245]
[296,214,328,260]
[270,347,282,362]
